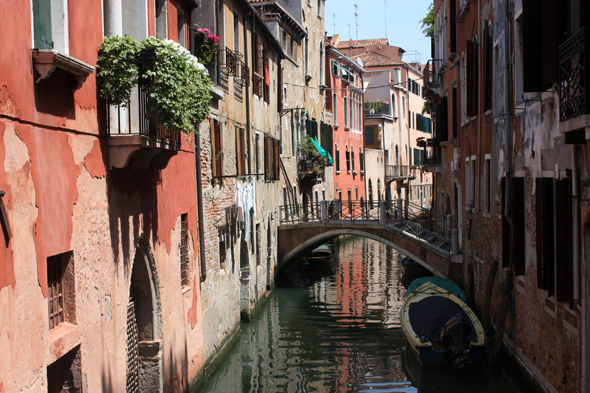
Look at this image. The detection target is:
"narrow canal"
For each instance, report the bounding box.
[196,237,536,393]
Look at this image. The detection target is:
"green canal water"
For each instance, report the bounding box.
[196,237,536,393]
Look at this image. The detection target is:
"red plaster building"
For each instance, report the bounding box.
[0,0,221,391]
[325,40,366,206]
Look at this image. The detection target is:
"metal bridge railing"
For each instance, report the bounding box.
[279,199,453,241]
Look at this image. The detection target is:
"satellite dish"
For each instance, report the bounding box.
[357,57,363,67]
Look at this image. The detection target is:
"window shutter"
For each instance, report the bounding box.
[351,151,355,171]
[264,136,269,181]
[278,66,283,113]
[332,60,338,75]
[311,120,318,140]
[33,0,53,49]
[256,36,263,74]
[512,177,526,276]
[211,120,223,179]
[359,151,364,171]
[555,179,573,303]
[320,123,333,158]
[483,21,493,111]
[335,149,340,171]
[466,40,478,117]
[263,48,270,103]
[536,178,555,293]
[274,139,280,181]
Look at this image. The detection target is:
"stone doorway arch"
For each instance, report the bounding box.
[126,235,163,393]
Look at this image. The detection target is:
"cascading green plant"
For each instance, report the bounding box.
[97,36,211,136]
[96,35,142,106]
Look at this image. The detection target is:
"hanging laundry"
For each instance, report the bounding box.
[234,178,257,241]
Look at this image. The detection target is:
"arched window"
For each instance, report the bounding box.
[351,145,355,172]
[359,147,364,172]
[391,93,397,117]
[368,179,374,209]
[346,145,351,172]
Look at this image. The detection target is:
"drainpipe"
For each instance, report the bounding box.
[503,0,513,231]
[245,9,253,176]
[189,13,207,283]
[572,144,580,306]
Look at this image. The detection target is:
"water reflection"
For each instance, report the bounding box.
[196,237,533,393]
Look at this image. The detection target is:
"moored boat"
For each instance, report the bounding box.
[306,243,335,269]
[400,281,485,368]
[405,276,468,303]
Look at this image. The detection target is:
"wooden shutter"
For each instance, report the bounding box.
[466,40,478,117]
[452,88,458,138]
[237,128,246,176]
[264,136,269,181]
[502,178,511,268]
[278,66,283,113]
[335,149,340,172]
[555,179,573,303]
[450,0,457,53]
[211,120,223,179]
[512,177,526,276]
[256,36,263,74]
[273,139,280,181]
[320,123,333,158]
[263,48,270,103]
[305,119,311,137]
[33,0,53,49]
[536,178,555,293]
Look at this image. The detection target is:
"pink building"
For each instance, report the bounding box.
[325,39,366,205]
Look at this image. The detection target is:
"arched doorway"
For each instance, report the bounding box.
[126,235,163,393]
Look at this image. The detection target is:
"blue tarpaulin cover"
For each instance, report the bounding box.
[408,296,476,342]
[312,138,333,165]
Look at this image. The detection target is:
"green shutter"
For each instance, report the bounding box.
[320,123,333,158]
[414,148,420,166]
[360,152,364,171]
[335,149,340,171]
[332,60,339,75]
[33,0,53,49]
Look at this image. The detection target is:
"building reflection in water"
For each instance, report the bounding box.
[197,237,512,393]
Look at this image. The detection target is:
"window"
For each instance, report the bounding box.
[359,148,364,172]
[320,122,333,159]
[177,5,186,48]
[255,224,261,266]
[33,0,69,52]
[255,133,261,175]
[211,120,222,182]
[332,60,339,76]
[333,92,338,125]
[466,38,478,117]
[522,0,569,92]
[470,158,476,206]
[351,146,355,172]
[319,43,324,85]
[180,214,189,287]
[483,20,493,111]
[233,11,240,52]
[317,0,321,17]
[465,157,476,207]
[264,135,280,181]
[155,0,167,40]
[484,156,491,213]
[47,252,75,330]
[350,98,354,130]
[452,88,458,138]
[365,126,376,146]
[344,96,348,128]
[392,94,397,117]
[346,146,350,172]
[461,53,467,123]
[535,177,573,302]
[253,34,264,97]
[218,226,226,269]
[47,346,82,392]
[290,37,297,61]
[236,127,246,176]
[335,145,340,172]
[250,209,255,254]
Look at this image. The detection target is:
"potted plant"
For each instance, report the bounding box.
[416,137,427,148]
[193,27,221,67]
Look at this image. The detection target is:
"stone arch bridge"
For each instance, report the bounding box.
[277,200,463,281]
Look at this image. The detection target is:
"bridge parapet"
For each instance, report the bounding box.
[277,200,463,283]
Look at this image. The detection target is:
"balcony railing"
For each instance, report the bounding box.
[425,59,444,90]
[364,102,392,117]
[424,140,442,167]
[107,78,181,169]
[386,165,416,181]
[559,26,590,122]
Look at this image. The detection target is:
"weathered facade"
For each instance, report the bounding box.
[325,41,366,204]
[250,0,334,215]
[426,0,590,391]
[0,0,208,391]
[192,0,286,376]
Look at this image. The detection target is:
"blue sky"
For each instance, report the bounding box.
[324,0,432,64]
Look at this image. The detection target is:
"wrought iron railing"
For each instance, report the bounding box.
[278,199,452,240]
[559,26,590,122]
[364,102,392,117]
[386,165,416,179]
[107,81,181,148]
[425,59,444,89]
[424,140,442,166]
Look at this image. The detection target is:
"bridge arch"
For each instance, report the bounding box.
[278,229,444,277]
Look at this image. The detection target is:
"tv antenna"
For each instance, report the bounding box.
[333,14,336,36]
[384,0,388,40]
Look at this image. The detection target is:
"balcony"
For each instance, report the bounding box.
[107,79,180,170]
[364,101,392,119]
[385,165,416,183]
[423,140,442,173]
[559,26,590,141]
[424,59,444,98]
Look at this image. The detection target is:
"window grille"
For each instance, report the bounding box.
[126,300,139,393]
[180,214,189,287]
[48,255,64,330]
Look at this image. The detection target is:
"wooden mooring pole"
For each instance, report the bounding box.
[492,271,513,360]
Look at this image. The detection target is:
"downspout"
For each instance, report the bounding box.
[572,144,580,306]
[503,0,513,231]
[190,19,207,283]
[245,9,253,175]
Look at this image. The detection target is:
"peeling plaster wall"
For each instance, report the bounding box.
[0,0,207,391]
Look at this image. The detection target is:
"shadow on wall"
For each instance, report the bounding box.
[107,165,162,277]
[34,69,76,119]
[164,339,190,392]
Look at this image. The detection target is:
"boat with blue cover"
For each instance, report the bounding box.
[400,281,485,368]
[406,276,468,303]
